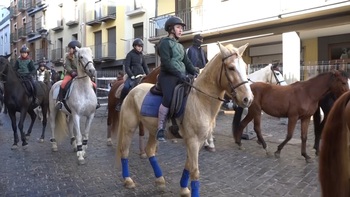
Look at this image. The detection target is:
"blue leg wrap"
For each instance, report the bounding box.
[191,181,200,197]
[180,169,190,188]
[121,158,129,178]
[149,156,162,178]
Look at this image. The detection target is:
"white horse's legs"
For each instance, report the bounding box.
[50,108,58,152]
[71,113,85,165]
[203,133,215,152]
[82,114,95,157]
[67,116,77,152]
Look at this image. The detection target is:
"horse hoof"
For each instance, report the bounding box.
[73,148,78,152]
[106,140,112,146]
[11,145,18,150]
[25,136,30,141]
[52,147,58,152]
[274,152,280,158]
[305,157,313,163]
[238,146,245,150]
[37,138,44,143]
[124,177,136,189]
[204,146,216,152]
[78,159,86,165]
[22,145,29,150]
[155,177,166,191]
[180,188,191,197]
[171,139,178,143]
[140,153,147,159]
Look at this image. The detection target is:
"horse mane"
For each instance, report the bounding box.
[319,91,350,197]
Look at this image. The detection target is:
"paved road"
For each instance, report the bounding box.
[0,107,321,197]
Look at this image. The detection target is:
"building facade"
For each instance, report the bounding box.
[0,6,11,56]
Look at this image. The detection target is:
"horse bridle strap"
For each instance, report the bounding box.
[270,66,285,85]
[181,78,226,102]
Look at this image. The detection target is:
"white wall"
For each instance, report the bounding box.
[0,7,10,56]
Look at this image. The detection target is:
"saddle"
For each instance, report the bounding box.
[19,76,37,104]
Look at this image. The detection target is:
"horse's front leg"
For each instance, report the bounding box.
[18,109,29,148]
[26,109,37,140]
[181,138,201,197]
[71,114,84,165]
[8,111,19,149]
[275,116,298,158]
[38,105,48,142]
[68,116,76,152]
[301,117,312,163]
[253,112,269,155]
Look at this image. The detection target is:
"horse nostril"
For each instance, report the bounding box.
[243,97,248,103]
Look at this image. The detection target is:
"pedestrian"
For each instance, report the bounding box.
[36,61,48,82]
[55,40,100,110]
[186,34,208,69]
[155,16,199,142]
[115,38,150,111]
[14,45,38,105]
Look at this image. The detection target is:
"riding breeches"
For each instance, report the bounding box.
[158,71,181,108]
[60,75,96,89]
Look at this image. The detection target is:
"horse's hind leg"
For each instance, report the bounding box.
[253,113,269,155]
[138,122,147,158]
[18,110,30,148]
[235,110,255,149]
[37,105,48,142]
[275,116,298,159]
[300,118,312,163]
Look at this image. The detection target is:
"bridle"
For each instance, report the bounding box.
[270,66,285,85]
[75,51,94,79]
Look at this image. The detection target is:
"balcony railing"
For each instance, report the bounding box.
[90,42,116,61]
[18,0,28,12]
[149,6,202,39]
[26,0,35,12]
[36,16,47,32]
[51,48,64,62]
[10,32,18,43]
[52,19,64,32]
[99,4,116,22]
[9,7,18,18]
[26,23,35,37]
[18,26,27,39]
[35,48,45,62]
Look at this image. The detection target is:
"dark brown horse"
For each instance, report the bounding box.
[319,90,350,197]
[233,70,349,162]
[0,55,50,149]
[106,67,160,157]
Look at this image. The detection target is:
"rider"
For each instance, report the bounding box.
[55,40,100,110]
[155,16,198,142]
[14,46,39,105]
[115,38,150,111]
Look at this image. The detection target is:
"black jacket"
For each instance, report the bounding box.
[124,49,149,77]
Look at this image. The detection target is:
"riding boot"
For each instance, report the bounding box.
[55,87,64,110]
[156,104,169,142]
[115,87,128,112]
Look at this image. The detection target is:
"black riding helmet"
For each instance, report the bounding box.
[20,46,30,53]
[68,40,82,49]
[164,16,186,33]
[132,38,144,47]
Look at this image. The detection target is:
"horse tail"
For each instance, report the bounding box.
[232,106,244,140]
[54,111,68,142]
[319,91,350,197]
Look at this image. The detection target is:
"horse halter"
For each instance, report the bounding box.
[270,66,285,85]
[76,52,94,79]
[220,53,249,98]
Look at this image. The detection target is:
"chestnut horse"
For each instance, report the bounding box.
[116,43,253,196]
[319,90,350,197]
[233,70,349,162]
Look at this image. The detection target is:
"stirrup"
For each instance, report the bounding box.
[55,102,63,110]
[156,129,166,142]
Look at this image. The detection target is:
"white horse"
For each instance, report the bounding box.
[49,47,97,165]
[116,43,254,196]
[203,63,287,151]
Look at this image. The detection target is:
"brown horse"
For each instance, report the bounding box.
[319,90,350,197]
[233,70,349,162]
[106,67,160,157]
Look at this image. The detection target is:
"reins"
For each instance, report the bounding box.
[182,53,249,102]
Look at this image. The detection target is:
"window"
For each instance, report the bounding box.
[4,34,7,43]
[134,0,143,9]
[133,22,143,40]
[22,17,26,25]
[14,23,17,30]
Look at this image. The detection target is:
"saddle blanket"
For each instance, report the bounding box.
[140,91,162,117]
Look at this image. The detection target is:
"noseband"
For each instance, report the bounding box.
[220,54,249,98]
[76,52,94,79]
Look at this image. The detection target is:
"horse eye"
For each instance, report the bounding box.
[228,67,235,71]
[276,73,280,75]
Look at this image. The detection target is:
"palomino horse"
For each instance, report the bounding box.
[106,67,160,157]
[319,91,350,197]
[232,70,349,162]
[0,54,50,149]
[116,43,254,196]
[49,47,97,165]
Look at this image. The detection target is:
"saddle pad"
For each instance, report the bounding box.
[140,91,162,117]
[114,83,124,99]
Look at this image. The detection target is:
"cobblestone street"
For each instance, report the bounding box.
[0,107,321,197]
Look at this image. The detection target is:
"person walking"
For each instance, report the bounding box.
[155,16,198,142]
[115,38,149,111]
[14,46,38,105]
[186,34,208,69]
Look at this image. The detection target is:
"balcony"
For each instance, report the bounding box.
[10,32,18,43]
[36,16,47,33]
[18,0,28,12]
[52,19,64,32]
[36,0,46,7]
[149,7,200,40]
[66,17,79,27]
[99,5,116,22]
[35,48,46,63]
[26,23,36,37]
[86,10,102,26]
[89,42,116,62]
[26,0,35,12]
[51,48,64,63]
[10,7,18,18]
[18,27,27,39]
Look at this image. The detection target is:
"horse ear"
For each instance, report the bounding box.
[237,43,249,57]
[217,42,230,57]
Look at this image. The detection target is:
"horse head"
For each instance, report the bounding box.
[269,64,287,85]
[217,42,253,108]
[75,47,96,78]
[329,69,349,98]
[0,54,11,79]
